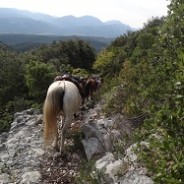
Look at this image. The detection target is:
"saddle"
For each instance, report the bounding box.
[54,75,86,101]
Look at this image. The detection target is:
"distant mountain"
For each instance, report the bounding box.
[0,8,133,37]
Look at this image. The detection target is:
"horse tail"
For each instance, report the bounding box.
[43,85,65,143]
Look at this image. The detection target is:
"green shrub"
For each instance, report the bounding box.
[0,98,33,133]
[25,60,57,102]
[76,160,111,184]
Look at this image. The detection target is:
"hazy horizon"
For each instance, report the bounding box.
[0,0,169,29]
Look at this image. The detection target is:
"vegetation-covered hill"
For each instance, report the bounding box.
[0,34,113,52]
[93,0,184,182]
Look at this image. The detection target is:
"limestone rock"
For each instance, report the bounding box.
[0,109,44,184]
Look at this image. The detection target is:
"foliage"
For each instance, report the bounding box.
[136,122,184,184]
[102,60,154,116]
[76,160,111,184]
[0,43,27,107]
[93,49,116,76]
[0,106,12,133]
[96,4,184,182]
[27,40,96,72]
[25,60,57,102]
[0,97,33,134]
[0,43,32,133]
[72,68,89,78]
[93,48,126,77]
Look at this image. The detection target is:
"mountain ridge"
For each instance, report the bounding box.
[0,8,133,37]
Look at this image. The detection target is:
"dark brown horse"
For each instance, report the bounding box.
[54,74,102,102]
[85,76,102,100]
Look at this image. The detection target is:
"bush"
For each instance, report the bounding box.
[0,98,33,133]
[25,60,57,102]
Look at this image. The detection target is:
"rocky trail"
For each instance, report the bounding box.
[40,108,89,184]
[0,102,153,184]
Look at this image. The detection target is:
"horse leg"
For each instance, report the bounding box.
[53,116,63,152]
[89,89,93,100]
[60,115,73,154]
[53,127,59,151]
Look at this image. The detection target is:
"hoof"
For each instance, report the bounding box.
[55,146,60,152]
[52,143,60,152]
[60,151,67,159]
[53,152,61,159]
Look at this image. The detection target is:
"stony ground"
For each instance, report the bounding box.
[40,105,96,184]
[0,101,149,184]
[39,103,147,184]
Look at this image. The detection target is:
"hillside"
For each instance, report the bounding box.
[0,8,133,37]
[0,34,113,52]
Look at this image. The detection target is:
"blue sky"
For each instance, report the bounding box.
[0,0,169,28]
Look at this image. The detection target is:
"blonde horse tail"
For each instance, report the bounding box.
[43,85,65,144]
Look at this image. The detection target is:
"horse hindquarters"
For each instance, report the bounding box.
[43,84,65,144]
[59,81,82,153]
[43,81,82,153]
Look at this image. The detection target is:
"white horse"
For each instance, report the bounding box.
[43,80,82,154]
